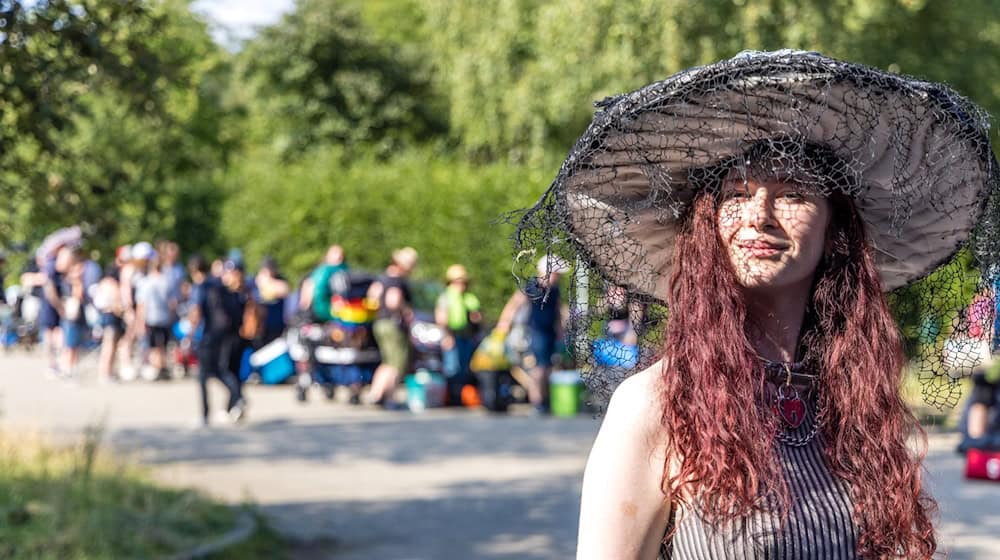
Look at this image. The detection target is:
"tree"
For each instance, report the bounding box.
[234,0,445,160]
[0,0,235,258]
[418,0,1000,163]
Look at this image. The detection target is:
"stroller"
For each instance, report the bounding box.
[409,311,445,374]
[293,273,381,403]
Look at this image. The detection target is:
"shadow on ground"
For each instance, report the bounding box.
[264,473,581,560]
[110,413,598,466]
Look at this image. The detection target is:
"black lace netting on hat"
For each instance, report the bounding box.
[510,50,1000,411]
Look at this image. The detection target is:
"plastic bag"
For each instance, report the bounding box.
[471,329,511,372]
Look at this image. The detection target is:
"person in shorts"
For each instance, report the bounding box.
[95,246,130,382]
[365,247,418,407]
[497,256,569,414]
[59,249,88,379]
[135,254,173,380]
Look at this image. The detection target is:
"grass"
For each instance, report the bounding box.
[0,426,288,560]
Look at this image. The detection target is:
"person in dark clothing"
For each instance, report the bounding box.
[497,256,569,414]
[40,250,70,374]
[251,256,290,348]
[188,255,246,426]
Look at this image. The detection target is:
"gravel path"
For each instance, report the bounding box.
[1,352,998,559]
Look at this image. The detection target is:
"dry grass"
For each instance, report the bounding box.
[0,426,276,559]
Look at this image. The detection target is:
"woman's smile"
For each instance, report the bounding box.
[735,238,787,258]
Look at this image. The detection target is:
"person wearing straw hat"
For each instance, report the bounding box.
[436,264,483,403]
[366,247,419,407]
[512,50,1000,558]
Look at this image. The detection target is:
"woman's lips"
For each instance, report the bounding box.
[736,241,785,258]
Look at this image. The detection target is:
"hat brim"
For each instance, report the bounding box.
[550,51,996,300]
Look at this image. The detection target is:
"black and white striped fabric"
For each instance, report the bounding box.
[661,431,858,559]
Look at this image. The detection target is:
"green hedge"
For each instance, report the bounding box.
[220,147,557,316]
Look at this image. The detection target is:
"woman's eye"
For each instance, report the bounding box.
[721,190,750,200]
[779,191,806,201]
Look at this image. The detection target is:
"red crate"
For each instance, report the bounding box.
[965,448,1000,481]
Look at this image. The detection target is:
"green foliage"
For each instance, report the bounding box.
[234,0,445,160]
[0,0,235,260]
[418,0,1000,162]
[220,147,553,314]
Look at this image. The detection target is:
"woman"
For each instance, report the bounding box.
[514,51,1000,558]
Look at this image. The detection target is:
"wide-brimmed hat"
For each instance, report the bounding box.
[514,50,1000,408]
[532,50,998,302]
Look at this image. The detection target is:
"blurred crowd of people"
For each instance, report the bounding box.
[1,233,619,424]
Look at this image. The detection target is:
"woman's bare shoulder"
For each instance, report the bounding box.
[578,360,670,559]
[604,359,664,436]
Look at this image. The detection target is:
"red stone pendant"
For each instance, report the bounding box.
[775,387,807,429]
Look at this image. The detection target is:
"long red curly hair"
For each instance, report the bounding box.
[660,190,937,558]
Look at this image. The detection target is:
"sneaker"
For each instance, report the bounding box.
[229,399,247,423]
[212,410,232,425]
[382,400,407,412]
[140,365,159,382]
[118,366,137,382]
[531,403,550,417]
[349,394,362,406]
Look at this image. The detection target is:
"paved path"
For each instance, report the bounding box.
[1,352,999,559]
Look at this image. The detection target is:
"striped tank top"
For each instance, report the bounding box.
[660,376,859,559]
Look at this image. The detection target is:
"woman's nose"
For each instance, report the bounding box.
[742,191,775,229]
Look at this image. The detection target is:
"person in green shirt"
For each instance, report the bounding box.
[436,264,482,402]
[307,245,349,323]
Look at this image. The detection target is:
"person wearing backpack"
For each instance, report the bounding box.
[435,264,482,405]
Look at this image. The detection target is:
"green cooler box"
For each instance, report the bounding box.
[549,370,584,417]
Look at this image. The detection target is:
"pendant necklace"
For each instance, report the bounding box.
[761,358,826,447]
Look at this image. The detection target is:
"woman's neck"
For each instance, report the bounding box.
[744,281,812,363]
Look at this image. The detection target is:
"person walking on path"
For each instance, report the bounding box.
[365,247,418,407]
[435,264,482,404]
[497,255,568,414]
[511,51,1000,559]
[188,255,246,426]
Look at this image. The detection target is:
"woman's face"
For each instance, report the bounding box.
[716,173,830,293]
